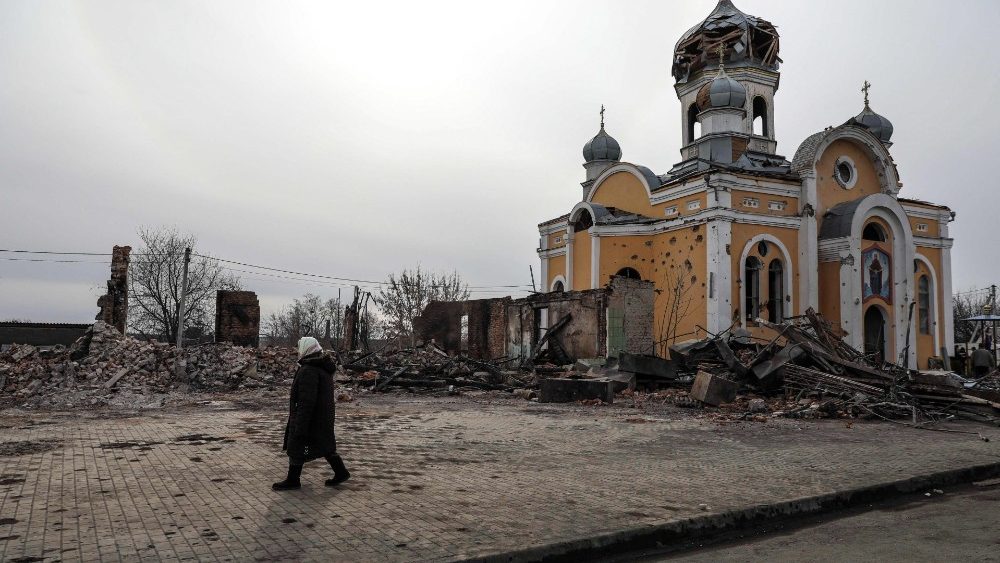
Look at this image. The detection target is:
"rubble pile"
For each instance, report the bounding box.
[0,322,301,407]
[660,308,1000,424]
[341,343,532,393]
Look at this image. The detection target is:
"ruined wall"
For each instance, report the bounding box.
[415,298,510,359]
[215,291,260,348]
[0,322,91,348]
[505,280,655,362]
[95,245,131,333]
[606,277,655,356]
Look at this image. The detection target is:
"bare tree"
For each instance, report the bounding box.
[128,227,240,341]
[263,293,343,347]
[377,267,469,346]
[954,290,993,345]
[656,263,695,357]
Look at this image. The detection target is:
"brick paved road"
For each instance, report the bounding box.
[0,395,998,562]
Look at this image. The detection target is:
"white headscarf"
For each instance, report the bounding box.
[297,336,322,360]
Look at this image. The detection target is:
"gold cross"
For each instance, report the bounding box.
[716,43,726,68]
[600,104,605,128]
[862,80,871,106]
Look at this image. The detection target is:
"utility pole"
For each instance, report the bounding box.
[992,284,997,362]
[175,247,191,380]
[529,265,536,293]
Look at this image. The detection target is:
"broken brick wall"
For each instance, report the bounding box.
[415,298,510,359]
[506,278,656,362]
[96,245,131,334]
[506,290,607,362]
[215,290,261,348]
[606,277,655,356]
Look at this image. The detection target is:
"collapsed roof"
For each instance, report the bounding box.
[673,0,781,83]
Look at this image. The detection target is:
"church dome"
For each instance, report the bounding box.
[583,126,622,162]
[848,105,894,144]
[673,0,781,84]
[696,71,747,110]
[845,83,894,144]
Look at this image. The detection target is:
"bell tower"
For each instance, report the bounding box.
[670,0,782,172]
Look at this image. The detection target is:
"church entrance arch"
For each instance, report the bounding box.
[864,305,888,363]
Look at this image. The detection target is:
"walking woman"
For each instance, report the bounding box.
[272,337,351,491]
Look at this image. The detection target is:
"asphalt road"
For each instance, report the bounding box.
[618,480,1000,562]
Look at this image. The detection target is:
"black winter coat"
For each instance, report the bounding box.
[282,352,338,464]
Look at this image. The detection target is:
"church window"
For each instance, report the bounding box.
[863,222,887,242]
[752,96,768,137]
[552,280,565,293]
[744,257,762,321]
[687,103,701,142]
[687,200,701,211]
[665,206,678,217]
[916,223,928,233]
[573,210,594,232]
[554,236,562,244]
[918,275,930,335]
[757,241,769,256]
[615,267,641,281]
[834,156,857,189]
[742,197,759,208]
[767,259,784,323]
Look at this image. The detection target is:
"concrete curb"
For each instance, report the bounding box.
[458,460,1000,563]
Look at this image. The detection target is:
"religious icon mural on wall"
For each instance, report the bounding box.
[862,246,891,303]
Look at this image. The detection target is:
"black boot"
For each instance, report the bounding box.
[324,454,350,486]
[272,464,302,491]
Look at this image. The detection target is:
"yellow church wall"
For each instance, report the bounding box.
[598,226,709,354]
[589,172,658,218]
[815,139,884,219]
[731,189,799,217]
[547,254,566,290]
[572,230,592,290]
[818,261,842,329]
[547,230,568,249]
[907,216,939,238]
[730,223,800,339]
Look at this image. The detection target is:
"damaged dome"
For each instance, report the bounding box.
[673,0,781,83]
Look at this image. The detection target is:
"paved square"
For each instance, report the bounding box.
[1,394,998,562]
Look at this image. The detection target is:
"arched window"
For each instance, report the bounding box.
[573,209,593,232]
[918,275,930,335]
[615,267,641,281]
[551,280,565,293]
[862,222,887,242]
[687,103,701,142]
[767,259,784,323]
[744,256,762,321]
[752,96,768,137]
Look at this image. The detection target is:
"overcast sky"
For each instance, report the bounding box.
[2,0,998,323]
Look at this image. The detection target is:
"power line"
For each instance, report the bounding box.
[0,248,534,290]
[0,257,110,264]
[0,249,112,256]
[194,252,532,290]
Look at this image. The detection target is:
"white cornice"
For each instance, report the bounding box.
[537,247,567,259]
[592,208,800,237]
[913,236,954,249]
[539,221,568,236]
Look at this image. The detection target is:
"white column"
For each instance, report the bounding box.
[566,230,574,290]
[942,242,955,356]
[839,248,863,351]
[706,219,733,334]
[799,175,819,312]
[590,233,600,289]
